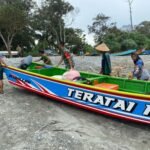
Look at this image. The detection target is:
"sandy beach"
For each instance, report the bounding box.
[0,56,150,150]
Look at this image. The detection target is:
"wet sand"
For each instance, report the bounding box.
[0,56,150,150]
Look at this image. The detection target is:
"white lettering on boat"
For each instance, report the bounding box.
[105,97,115,106]
[83,92,93,102]
[68,88,137,113]
[93,95,104,105]
[113,100,126,110]
[75,90,84,100]
[143,105,150,116]
[126,102,136,112]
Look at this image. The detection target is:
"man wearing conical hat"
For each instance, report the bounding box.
[95,42,111,75]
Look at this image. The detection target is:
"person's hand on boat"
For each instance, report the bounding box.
[128,72,133,80]
[1,64,8,67]
[0,60,8,67]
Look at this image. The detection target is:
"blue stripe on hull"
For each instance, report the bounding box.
[4,68,150,124]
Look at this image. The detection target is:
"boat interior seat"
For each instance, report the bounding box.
[94,83,119,90]
[86,77,106,85]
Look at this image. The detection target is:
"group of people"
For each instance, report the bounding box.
[96,43,150,81]
[0,42,150,94]
[19,41,74,70]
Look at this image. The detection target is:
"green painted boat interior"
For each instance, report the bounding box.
[26,63,150,95]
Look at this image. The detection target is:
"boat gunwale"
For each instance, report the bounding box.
[5,66,150,100]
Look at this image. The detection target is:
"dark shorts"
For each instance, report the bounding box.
[0,67,3,80]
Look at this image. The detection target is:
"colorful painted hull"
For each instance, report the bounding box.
[4,66,150,124]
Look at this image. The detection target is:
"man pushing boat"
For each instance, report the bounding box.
[0,54,7,94]
[57,41,75,69]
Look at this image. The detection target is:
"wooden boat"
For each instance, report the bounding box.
[4,63,150,124]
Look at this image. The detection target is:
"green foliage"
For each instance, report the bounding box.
[12,27,35,51]
[0,1,150,55]
[83,44,94,53]
[129,32,146,48]
[106,41,121,53]
[65,28,83,46]
[135,21,150,38]
[35,40,49,51]
[25,48,39,57]
[0,5,27,32]
[88,13,115,43]
[71,43,93,55]
[145,39,150,49]
[89,13,150,52]
[121,39,137,50]
[32,0,74,47]
[0,0,34,56]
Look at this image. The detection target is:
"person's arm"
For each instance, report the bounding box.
[45,59,50,64]
[45,57,52,65]
[128,72,133,79]
[133,60,143,75]
[133,65,140,75]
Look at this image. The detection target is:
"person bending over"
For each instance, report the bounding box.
[129,52,150,80]
[35,50,52,65]
[57,42,74,69]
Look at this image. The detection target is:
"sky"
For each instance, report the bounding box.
[36,0,150,45]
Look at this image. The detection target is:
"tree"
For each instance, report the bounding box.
[103,33,122,53]
[65,28,83,45]
[129,31,147,48]
[126,0,134,31]
[145,39,150,49]
[88,13,115,43]
[135,21,150,38]
[12,27,35,52]
[121,39,137,50]
[32,0,74,49]
[0,0,34,57]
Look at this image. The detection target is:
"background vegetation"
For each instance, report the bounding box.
[0,0,149,56]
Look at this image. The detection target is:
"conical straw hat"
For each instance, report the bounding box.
[95,43,110,52]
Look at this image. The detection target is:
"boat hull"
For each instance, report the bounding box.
[4,67,150,124]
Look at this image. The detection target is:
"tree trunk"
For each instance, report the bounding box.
[52,27,60,45]
[0,31,13,57]
[7,42,12,58]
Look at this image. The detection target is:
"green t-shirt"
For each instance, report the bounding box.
[41,55,52,65]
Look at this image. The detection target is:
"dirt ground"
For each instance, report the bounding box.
[0,56,150,150]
